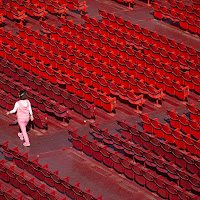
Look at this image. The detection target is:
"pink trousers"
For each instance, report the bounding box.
[18,117,30,144]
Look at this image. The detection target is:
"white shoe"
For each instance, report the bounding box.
[23,142,30,147]
[18,133,23,140]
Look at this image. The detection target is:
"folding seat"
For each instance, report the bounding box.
[161,141,177,163]
[190,174,200,194]
[107,39,119,57]
[173,81,189,101]
[161,123,174,144]
[70,93,82,113]
[177,168,195,191]
[5,31,15,48]
[24,26,34,43]
[154,175,169,199]
[88,71,100,90]
[68,129,83,150]
[135,51,146,67]
[150,44,162,61]
[140,131,155,151]
[131,36,143,51]
[98,9,109,24]
[172,146,187,168]
[189,120,200,140]
[126,75,140,93]
[32,109,48,129]
[71,78,84,98]
[171,128,185,149]
[60,89,73,109]
[186,103,200,122]
[192,76,200,94]
[166,182,181,200]
[160,5,170,21]
[89,140,102,162]
[49,38,59,55]
[80,99,96,119]
[150,31,162,48]
[167,109,181,129]
[41,34,51,51]
[183,153,199,174]
[142,168,157,192]
[154,155,168,175]
[186,17,197,34]
[143,68,155,85]
[57,28,67,45]
[118,71,129,90]
[21,39,32,57]
[144,148,157,167]
[144,55,155,72]
[186,46,198,64]
[90,88,102,108]
[132,163,145,186]
[100,146,114,168]
[62,74,75,94]
[165,162,180,183]
[177,42,189,60]
[160,48,171,64]
[3,45,14,62]
[153,72,165,91]
[4,3,14,20]
[172,68,184,85]
[163,77,175,95]
[176,1,187,15]
[108,66,121,85]
[82,27,92,42]
[106,80,118,96]
[99,92,116,113]
[168,38,179,56]
[97,76,109,95]
[52,103,69,121]
[90,43,101,61]
[117,120,133,140]
[149,118,163,138]
[185,4,195,19]
[57,43,67,60]
[151,2,162,20]
[178,189,198,200]
[131,24,142,41]
[139,113,153,133]
[169,8,179,23]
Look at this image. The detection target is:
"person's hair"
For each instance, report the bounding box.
[19,90,27,100]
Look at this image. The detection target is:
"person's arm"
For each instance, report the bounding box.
[7,102,19,115]
[28,101,34,121]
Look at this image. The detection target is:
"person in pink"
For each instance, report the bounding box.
[7,91,34,147]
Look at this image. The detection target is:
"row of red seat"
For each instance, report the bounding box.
[0,37,149,110]
[0,142,102,200]
[10,24,194,101]
[0,160,67,200]
[166,0,200,19]
[152,2,200,35]
[68,130,198,200]
[11,0,87,14]
[0,59,96,119]
[13,20,200,82]
[96,10,200,65]
[186,103,200,124]
[0,2,27,21]
[116,120,200,176]
[89,123,200,193]
[167,110,200,140]
[139,112,200,156]
[0,51,116,114]
[0,182,21,200]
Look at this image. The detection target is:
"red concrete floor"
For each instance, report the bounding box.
[1,0,200,199]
